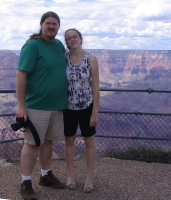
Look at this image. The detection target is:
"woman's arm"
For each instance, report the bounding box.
[90,55,100,127]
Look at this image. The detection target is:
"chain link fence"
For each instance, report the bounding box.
[1,112,171,160]
[1,89,171,160]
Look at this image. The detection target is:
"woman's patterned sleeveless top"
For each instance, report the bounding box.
[65,51,93,110]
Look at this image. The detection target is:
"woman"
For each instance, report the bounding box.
[63,28,99,193]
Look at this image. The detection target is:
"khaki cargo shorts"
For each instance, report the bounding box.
[24,109,64,145]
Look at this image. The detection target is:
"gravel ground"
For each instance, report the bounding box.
[0,157,171,200]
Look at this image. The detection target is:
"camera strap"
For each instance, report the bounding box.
[27,118,40,147]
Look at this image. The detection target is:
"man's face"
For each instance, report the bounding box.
[41,16,60,41]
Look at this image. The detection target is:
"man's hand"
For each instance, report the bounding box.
[16,105,27,122]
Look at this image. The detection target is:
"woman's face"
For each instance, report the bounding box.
[65,30,82,50]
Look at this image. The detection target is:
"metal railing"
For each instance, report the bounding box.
[0,88,171,159]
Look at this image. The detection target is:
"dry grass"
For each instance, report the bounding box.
[0,156,171,200]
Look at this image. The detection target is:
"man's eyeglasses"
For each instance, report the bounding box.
[66,35,78,41]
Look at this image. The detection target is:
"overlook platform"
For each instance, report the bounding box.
[0,156,171,200]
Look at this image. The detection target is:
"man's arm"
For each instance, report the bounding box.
[16,70,28,122]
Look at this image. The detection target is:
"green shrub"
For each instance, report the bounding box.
[104,146,171,163]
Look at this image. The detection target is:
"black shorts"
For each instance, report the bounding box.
[63,104,96,137]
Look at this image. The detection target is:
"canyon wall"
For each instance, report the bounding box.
[1,49,171,89]
[1,49,171,112]
[87,49,171,75]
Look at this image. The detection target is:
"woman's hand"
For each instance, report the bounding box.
[90,112,98,127]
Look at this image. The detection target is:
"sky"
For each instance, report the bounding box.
[0,0,171,50]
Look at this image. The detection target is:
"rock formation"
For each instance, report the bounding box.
[1,49,171,89]
[0,50,19,89]
[87,49,171,75]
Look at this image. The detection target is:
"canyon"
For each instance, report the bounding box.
[1,49,171,90]
[1,49,171,113]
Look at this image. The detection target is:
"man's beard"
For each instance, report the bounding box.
[47,35,56,41]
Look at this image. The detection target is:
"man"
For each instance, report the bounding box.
[16,11,68,200]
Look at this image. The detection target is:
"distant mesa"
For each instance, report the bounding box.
[87,49,171,75]
[1,49,171,90]
[10,50,21,55]
[0,50,19,89]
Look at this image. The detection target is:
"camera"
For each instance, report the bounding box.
[11,117,28,131]
[11,116,40,147]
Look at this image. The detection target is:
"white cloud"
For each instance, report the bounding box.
[0,0,171,50]
[131,0,171,20]
[53,0,78,2]
[98,0,116,1]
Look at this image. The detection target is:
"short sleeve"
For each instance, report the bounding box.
[18,40,38,73]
